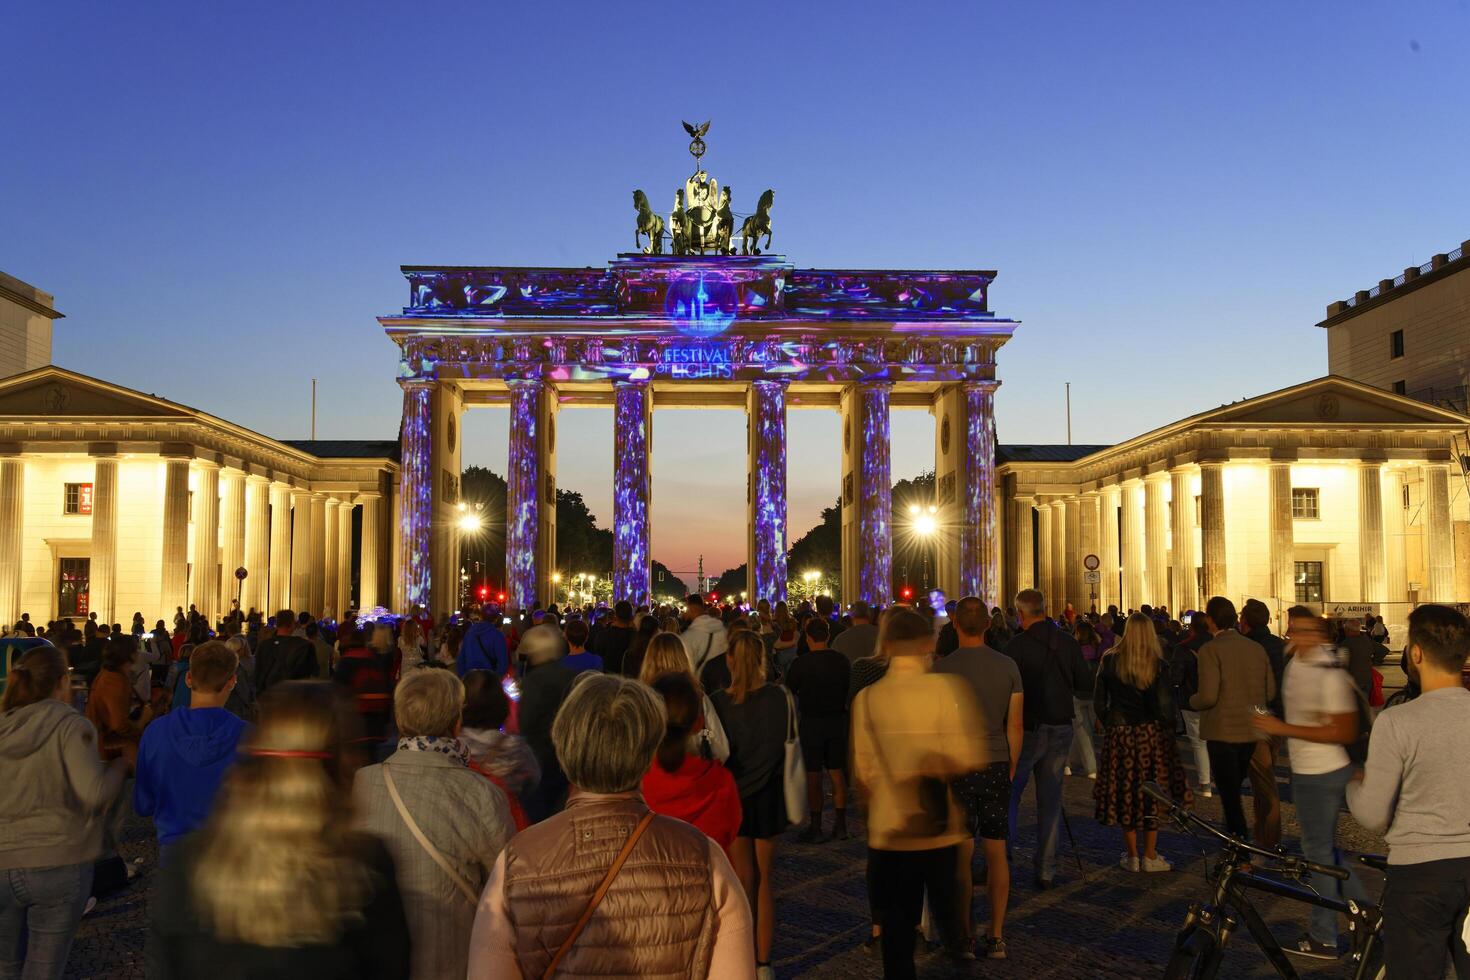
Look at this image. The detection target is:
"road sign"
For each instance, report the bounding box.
[1083,554,1100,571]
[234,567,248,581]
[1083,570,1101,584]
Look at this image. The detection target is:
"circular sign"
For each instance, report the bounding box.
[1082,554,1100,571]
[234,566,249,581]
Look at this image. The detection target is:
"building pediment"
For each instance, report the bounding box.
[0,368,189,421]
[1201,376,1468,428]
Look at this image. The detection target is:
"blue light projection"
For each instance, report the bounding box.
[665,271,736,338]
[856,383,893,606]
[749,380,787,603]
[506,380,543,611]
[961,382,998,604]
[399,381,433,610]
[612,380,652,605]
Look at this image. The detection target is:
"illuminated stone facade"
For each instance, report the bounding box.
[384,253,1017,613]
[0,366,397,627]
[998,376,1470,635]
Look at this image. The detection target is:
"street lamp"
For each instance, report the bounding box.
[908,503,939,591]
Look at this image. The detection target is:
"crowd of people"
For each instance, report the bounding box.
[0,588,1466,979]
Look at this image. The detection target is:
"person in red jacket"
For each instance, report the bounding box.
[641,671,742,856]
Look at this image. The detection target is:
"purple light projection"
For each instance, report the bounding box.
[398,380,433,610]
[961,382,998,604]
[506,380,544,611]
[748,380,788,603]
[612,380,652,605]
[855,382,893,606]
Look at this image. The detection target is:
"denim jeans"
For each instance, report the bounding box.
[0,862,94,980]
[1009,723,1072,881]
[1292,764,1370,946]
[1068,698,1098,776]
[1180,710,1211,788]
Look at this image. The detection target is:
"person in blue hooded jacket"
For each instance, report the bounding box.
[134,641,248,857]
[457,605,509,677]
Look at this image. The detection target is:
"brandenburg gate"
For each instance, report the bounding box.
[382,129,1018,614]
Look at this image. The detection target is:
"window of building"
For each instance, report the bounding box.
[58,558,90,617]
[63,483,93,515]
[1392,380,1406,395]
[1291,487,1320,520]
[1193,494,1201,528]
[1294,561,1323,604]
[1390,329,1404,359]
[1403,484,1411,509]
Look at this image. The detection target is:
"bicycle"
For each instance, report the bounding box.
[1143,782,1384,980]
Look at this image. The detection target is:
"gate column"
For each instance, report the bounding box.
[840,381,893,607]
[746,380,788,604]
[613,379,652,606]
[932,381,998,605]
[506,379,558,612]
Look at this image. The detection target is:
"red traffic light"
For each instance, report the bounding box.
[477,586,489,600]
[709,592,719,602]
[497,592,507,603]
[900,586,914,600]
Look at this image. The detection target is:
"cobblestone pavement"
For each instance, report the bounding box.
[68,665,1408,979]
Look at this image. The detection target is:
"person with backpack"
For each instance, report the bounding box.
[1249,608,1369,959]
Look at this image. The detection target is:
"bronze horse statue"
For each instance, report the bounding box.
[740,189,774,255]
[633,190,665,255]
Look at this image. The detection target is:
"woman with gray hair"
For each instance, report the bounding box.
[468,673,755,979]
[354,668,513,980]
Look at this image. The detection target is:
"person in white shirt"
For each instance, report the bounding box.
[1250,607,1369,959]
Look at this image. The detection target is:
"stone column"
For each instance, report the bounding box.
[308,494,326,615]
[1385,470,1407,611]
[1012,495,1035,595]
[1357,462,1386,605]
[360,493,382,610]
[398,379,434,613]
[243,476,269,613]
[1100,485,1121,610]
[839,382,893,606]
[1199,460,1227,601]
[1036,503,1053,606]
[612,379,653,606]
[160,457,191,618]
[323,497,340,620]
[1267,461,1294,607]
[1050,499,1066,612]
[747,380,788,604]
[218,470,245,615]
[506,380,558,612]
[88,454,119,624]
[290,490,312,612]
[267,483,292,613]
[1143,473,1169,609]
[0,457,21,627]
[189,463,220,620]
[933,382,999,604]
[1169,467,1197,613]
[336,497,353,615]
[1079,491,1099,612]
[1064,497,1082,612]
[1424,463,1454,602]
[1121,480,1146,610]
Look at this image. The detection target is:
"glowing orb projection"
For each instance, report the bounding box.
[665,270,737,337]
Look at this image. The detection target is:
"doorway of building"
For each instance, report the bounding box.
[58,557,90,617]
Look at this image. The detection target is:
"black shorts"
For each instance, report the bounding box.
[952,761,1011,841]
[800,717,849,772]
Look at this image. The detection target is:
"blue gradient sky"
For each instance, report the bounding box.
[5,1,1469,576]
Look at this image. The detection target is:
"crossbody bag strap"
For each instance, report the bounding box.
[382,765,480,907]
[542,810,656,980]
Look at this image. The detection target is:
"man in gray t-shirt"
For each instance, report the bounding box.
[832,601,879,664]
[931,597,1023,959]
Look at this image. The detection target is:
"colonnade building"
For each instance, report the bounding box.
[0,365,398,627]
[998,376,1470,632]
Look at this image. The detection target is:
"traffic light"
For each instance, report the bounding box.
[477,586,489,601]
[900,586,914,600]
[709,592,719,602]
[497,592,507,603]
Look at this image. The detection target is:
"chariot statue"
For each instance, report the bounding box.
[682,170,724,254]
[632,190,664,255]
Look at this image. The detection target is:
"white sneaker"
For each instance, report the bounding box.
[1064,766,1073,776]
[1141,854,1172,873]
[1119,852,1140,872]
[1088,772,1097,780]
[82,896,98,916]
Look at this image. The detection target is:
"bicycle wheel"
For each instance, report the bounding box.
[1163,926,1216,980]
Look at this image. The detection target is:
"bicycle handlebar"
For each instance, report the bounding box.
[1142,782,1350,881]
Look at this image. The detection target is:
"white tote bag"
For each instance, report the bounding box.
[780,688,807,824]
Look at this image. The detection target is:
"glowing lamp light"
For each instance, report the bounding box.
[901,586,915,600]
[551,573,562,583]
[477,586,489,600]
[497,592,507,603]
[458,513,483,532]
[913,513,937,536]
